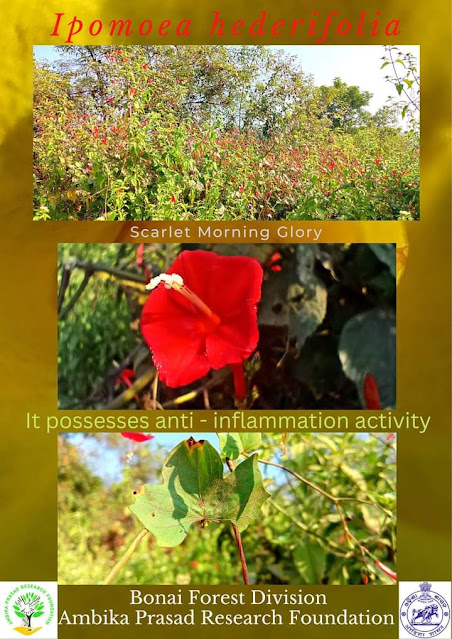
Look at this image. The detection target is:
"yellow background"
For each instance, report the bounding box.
[0,0,450,636]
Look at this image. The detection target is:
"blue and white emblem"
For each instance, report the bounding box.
[400,582,451,638]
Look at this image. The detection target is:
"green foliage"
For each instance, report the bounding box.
[34,45,419,221]
[131,439,269,546]
[58,433,397,585]
[58,244,146,408]
[294,541,327,584]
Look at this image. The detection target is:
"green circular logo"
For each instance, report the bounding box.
[4,585,55,636]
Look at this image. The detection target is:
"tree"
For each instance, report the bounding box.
[315,78,372,131]
[371,105,400,132]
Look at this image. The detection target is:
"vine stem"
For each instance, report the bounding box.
[225,458,250,585]
[269,498,350,557]
[103,528,148,585]
[242,453,335,502]
[244,453,389,563]
[231,523,250,585]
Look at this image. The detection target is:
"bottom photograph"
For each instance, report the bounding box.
[58,432,396,586]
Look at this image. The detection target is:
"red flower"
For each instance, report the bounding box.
[265,252,283,272]
[363,374,381,410]
[121,433,154,443]
[171,195,176,202]
[129,88,137,96]
[141,250,263,387]
[116,368,136,388]
[107,97,114,104]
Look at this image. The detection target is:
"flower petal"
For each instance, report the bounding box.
[141,287,210,386]
[141,250,263,387]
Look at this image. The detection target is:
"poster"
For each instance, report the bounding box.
[0,0,450,637]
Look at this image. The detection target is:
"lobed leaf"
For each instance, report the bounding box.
[130,438,269,546]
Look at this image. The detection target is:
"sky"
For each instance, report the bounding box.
[34,44,419,116]
[66,432,228,485]
[62,431,377,487]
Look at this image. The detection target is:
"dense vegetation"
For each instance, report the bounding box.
[58,243,396,410]
[35,45,419,221]
[58,432,396,585]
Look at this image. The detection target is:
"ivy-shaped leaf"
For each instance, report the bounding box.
[130,438,269,547]
[218,433,262,460]
[339,309,396,408]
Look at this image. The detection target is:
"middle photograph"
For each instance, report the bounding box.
[58,243,396,411]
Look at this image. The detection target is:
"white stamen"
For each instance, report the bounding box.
[146,273,185,291]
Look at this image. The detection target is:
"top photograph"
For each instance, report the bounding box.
[33,45,419,222]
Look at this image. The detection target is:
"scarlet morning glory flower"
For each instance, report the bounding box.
[121,433,154,443]
[140,250,263,391]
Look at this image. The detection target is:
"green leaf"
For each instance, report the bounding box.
[339,463,367,492]
[294,541,327,583]
[288,245,327,349]
[218,433,262,460]
[395,83,404,95]
[368,244,396,278]
[361,504,385,534]
[339,309,396,408]
[130,438,269,546]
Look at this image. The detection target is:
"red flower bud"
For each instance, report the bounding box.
[374,560,397,581]
[363,374,381,410]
